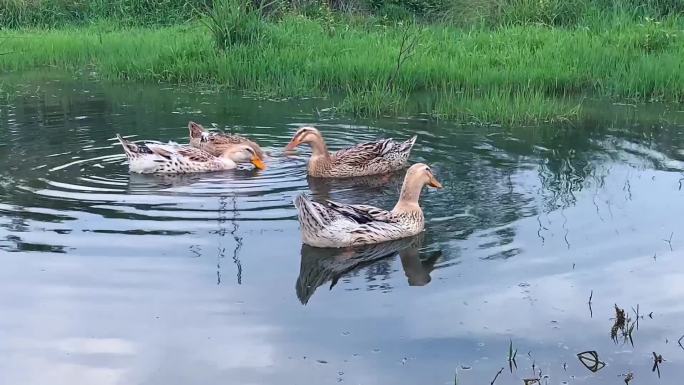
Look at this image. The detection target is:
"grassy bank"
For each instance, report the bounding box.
[0,3,683,125]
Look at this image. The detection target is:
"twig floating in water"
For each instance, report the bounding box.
[663,232,674,251]
[632,304,640,330]
[508,339,518,372]
[490,367,504,385]
[652,352,664,378]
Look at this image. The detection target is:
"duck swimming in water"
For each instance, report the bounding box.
[293,163,441,248]
[188,121,264,159]
[285,126,416,178]
[116,134,266,174]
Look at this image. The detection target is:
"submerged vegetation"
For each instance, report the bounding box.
[0,0,683,125]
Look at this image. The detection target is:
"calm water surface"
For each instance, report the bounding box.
[1,76,683,385]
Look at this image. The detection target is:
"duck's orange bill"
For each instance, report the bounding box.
[428,176,443,189]
[251,156,267,170]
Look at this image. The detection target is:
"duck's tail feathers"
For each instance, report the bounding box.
[294,194,331,228]
[116,134,138,158]
[188,121,205,139]
[400,135,417,152]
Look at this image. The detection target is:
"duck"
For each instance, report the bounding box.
[284,126,417,178]
[116,134,266,174]
[188,121,265,159]
[293,163,442,248]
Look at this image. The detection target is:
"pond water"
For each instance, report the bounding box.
[0,75,683,385]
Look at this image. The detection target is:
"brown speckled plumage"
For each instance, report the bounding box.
[285,126,416,178]
[188,121,264,158]
[116,134,263,174]
[293,163,442,247]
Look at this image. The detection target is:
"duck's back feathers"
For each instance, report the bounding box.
[324,200,396,224]
[312,135,416,178]
[116,134,233,174]
[293,194,421,248]
[146,144,214,163]
[188,121,264,158]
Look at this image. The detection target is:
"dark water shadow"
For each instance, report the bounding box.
[296,234,437,304]
[127,172,206,191]
[126,167,262,192]
[305,170,406,203]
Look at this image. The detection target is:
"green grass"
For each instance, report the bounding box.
[2,0,683,28]
[0,13,682,125]
[0,0,202,28]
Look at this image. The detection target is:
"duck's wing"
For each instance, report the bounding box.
[324,200,397,224]
[332,136,416,166]
[146,143,215,163]
[189,121,248,145]
[332,139,394,166]
[294,195,389,227]
[203,132,265,158]
[206,132,247,145]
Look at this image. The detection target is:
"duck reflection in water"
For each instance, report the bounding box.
[295,234,440,304]
[127,172,204,190]
[126,167,261,192]
[305,170,405,203]
[399,241,440,286]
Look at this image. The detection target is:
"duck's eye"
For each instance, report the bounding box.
[297,127,315,137]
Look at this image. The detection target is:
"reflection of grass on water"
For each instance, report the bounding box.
[611,304,636,346]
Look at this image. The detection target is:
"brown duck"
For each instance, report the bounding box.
[285,126,417,178]
[293,163,442,248]
[188,121,264,158]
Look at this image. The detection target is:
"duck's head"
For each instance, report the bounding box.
[221,144,266,170]
[407,163,442,189]
[394,163,442,210]
[285,126,322,151]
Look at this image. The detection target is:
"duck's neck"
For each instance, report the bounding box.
[307,136,331,174]
[218,155,238,169]
[392,177,424,213]
[308,136,330,159]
